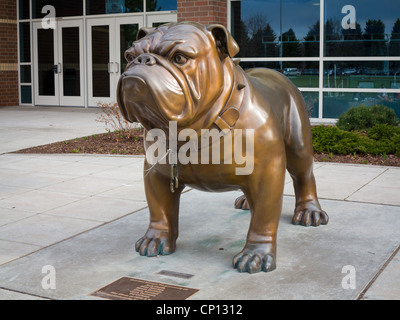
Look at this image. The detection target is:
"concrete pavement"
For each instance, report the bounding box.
[0,106,399,300]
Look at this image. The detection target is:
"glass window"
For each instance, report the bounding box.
[19,22,30,63]
[325,0,400,57]
[86,0,143,15]
[323,92,400,118]
[20,65,31,83]
[238,62,319,117]
[323,61,400,89]
[19,0,30,19]
[302,91,319,118]
[91,25,110,97]
[146,0,177,12]
[62,27,81,97]
[37,28,55,96]
[120,23,139,73]
[240,61,319,88]
[32,0,83,18]
[230,0,320,58]
[20,85,32,104]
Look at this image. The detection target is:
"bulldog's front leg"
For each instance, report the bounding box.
[135,163,184,257]
[233,156,286,273]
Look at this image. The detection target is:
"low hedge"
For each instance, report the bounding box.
[311,124,400,156]
[336,104,399,131]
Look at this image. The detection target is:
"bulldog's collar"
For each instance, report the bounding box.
[213,66,246,132]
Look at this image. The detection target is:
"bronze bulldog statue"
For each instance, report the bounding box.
[117,22,328,273]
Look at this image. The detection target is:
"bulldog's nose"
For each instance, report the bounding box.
[134,54,156,66]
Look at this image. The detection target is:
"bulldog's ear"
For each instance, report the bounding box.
[207,24,240,58]
[137,27,156,40]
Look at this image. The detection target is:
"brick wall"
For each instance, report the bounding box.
[0,0,19,107]
[177,0,227,27]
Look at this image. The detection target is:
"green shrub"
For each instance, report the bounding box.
[366,123,400,140]
[311,124,400,156]
[311,125,364,155]
[336,104,399,131]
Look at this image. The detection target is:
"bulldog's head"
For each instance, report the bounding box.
[117,22,239,131]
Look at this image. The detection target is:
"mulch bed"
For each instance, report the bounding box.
[13,128,400,167]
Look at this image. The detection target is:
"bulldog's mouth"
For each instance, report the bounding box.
[117,53,194,128]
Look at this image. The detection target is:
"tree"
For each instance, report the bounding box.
[364,19,386,56]
[244,14,277,57]
[324,18,342,56]
[304,20,319,57]
[282,28,301,57]
[389,18,400,56]
[342,22,364,56]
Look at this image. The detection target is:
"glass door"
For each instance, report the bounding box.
[58,20,84,106]
[33,20,84,106]
[33,21,58,105]
[87,17,142,107]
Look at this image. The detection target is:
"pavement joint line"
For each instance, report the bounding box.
[284,193,400,209]
[343,199,400,208]
[0,202,150,267]
[0,237,43,248]
[344,167,389,201]
[0,286,53,300]
[356,243,400,300]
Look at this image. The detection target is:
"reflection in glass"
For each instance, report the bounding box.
[146,0,177,11]
[86,0,143,15]
[230,0,320,58]
[239,62,319,117]
[92,25,110,97]
[19,23,30,62]
[120,24,139,73]
[240,61,319,88]
[37,28,55,96]
[324,61,400,89]
[302,91,319,118]
[323,92,400,118]
[62,27,80,96]
[325,0,400,56]
[32,0,83,18]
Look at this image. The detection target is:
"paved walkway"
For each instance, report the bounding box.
[0,106,399,300]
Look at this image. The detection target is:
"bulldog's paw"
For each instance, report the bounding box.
[135,230,176,257]
[233,243,276,273]
[234,194,250,210]
[292,200,329,227]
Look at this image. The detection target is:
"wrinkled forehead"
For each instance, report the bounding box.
[133,24,214,57]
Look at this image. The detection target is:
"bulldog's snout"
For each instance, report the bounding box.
[134,54,156,66]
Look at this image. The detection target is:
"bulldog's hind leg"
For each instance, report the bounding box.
[135,164,184,256]
[285,97,329,227]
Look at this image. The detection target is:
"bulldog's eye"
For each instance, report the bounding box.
[173,54,188,65]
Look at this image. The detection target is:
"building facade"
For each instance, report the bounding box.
[1,0,399,121]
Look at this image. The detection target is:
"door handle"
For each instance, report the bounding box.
[114,62,119,74]
[53,63,62,74]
